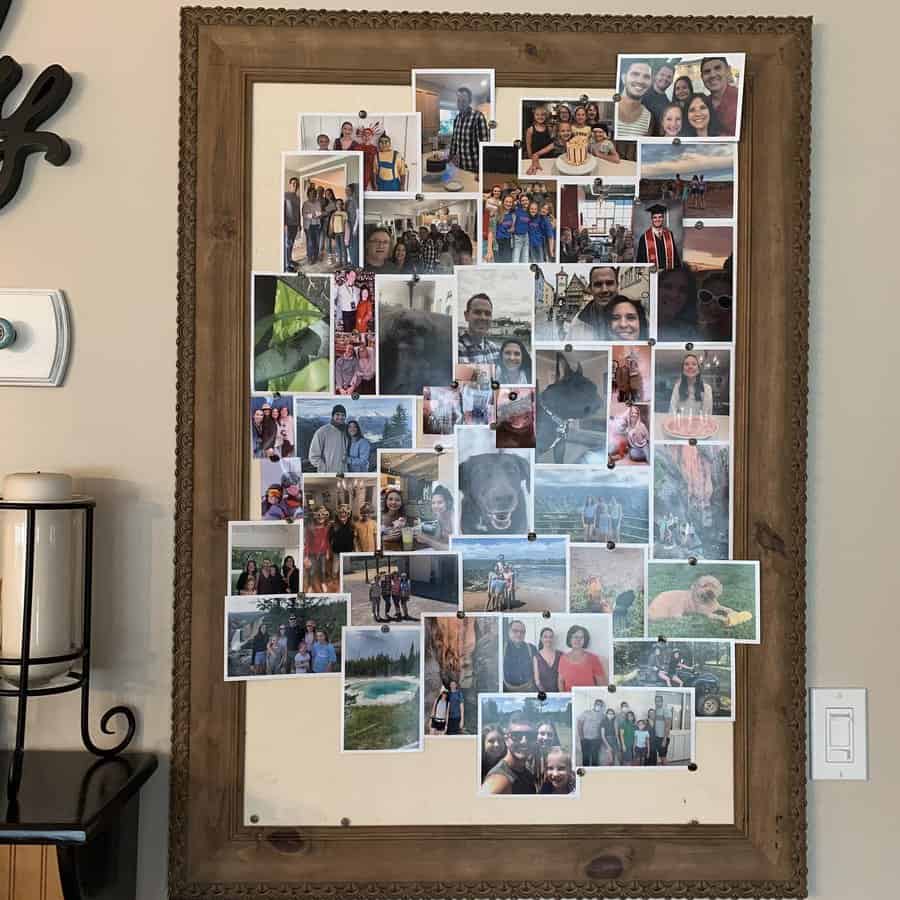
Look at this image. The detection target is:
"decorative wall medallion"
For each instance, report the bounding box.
[0,0,73,210]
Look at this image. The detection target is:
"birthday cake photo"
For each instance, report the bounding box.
[555,134,595,175]
[662,411,718,440]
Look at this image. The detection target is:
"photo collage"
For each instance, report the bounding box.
[228,57,757,795]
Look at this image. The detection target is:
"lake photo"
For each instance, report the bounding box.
[342,626,423,751]
[451,535,568,613]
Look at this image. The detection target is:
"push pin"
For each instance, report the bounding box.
[451,380,459,390]
[358,110,367,119]
[580,93,589,105]
[606,540,616,550]
[381,624,390,634]
[633,197,642,206]
[688,438,698,446]
[657,635,667,643]
[272,391,282,399]
[688,556,698,566]
[612,93,622,103]
[250,814,260,824]
[607,459,616,470]
[685,342,694,351]
[415,193,424,201]
[542,609,551,619]
[672,137,681,146]
[529,263,539,273]
[625,399,633,407]
[456,610,466,619]
[488,119,498,130]
[513,139,523,149]
[411,272,420,283]
[576,767,586,777]
[694,220,705,230]
[336,471,345,479]
[374,548,384,559]
[564,343,573,353]
[491,380,500,391]
[340,816,351,826]
[509,391,518,401]
[489,422,498,431]
[434,444,444,454]
[351,392,360,401]
[607,684,617,693]
[688,763,698,772]
[527,531,537,541]
[537,691,547,702]
[648,338,657,347]
[649,264,658,274]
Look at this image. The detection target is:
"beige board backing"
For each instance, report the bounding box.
[245,81,733,827]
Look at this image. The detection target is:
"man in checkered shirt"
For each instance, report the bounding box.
[419,226,440,273]
[449,86,490,174]
[457,293,501,367]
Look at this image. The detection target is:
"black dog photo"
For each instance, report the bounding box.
[535,349,608,464]
[455,425,533,535]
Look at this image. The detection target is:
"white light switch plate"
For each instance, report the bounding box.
[810,688,867,780]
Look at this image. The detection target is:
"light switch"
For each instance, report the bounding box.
[825,708,853,763]
[810,688,867,780]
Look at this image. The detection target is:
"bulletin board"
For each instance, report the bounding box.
[171,8,811,898]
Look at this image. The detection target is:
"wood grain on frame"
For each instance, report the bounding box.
[173,8,810,898]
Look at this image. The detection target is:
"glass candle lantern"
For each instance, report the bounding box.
[0,473,84,687]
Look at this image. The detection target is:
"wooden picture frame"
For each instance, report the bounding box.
[171,8,811,897]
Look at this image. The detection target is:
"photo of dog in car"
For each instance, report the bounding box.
[455,425,534,536]
[647,560,759,643]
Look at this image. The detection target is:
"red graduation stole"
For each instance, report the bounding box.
[644,227,675,269]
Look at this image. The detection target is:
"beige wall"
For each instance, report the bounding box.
[0,1,896,898]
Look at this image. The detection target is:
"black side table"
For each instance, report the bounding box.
[0,751,157,900]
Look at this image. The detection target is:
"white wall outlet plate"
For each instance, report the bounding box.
[810,687,868,781]
[0,289,71,386]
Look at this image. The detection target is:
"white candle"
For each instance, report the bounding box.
[0,472,81,686]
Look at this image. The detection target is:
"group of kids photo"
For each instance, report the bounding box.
[483,182,557,263]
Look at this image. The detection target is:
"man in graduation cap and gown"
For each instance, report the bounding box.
[635,203,680,271]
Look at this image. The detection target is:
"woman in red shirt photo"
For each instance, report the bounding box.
[557,624,607,691]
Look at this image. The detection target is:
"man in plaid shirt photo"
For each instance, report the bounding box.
[457,293,501,367]
[449,86,490,174]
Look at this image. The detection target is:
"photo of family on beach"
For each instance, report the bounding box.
[478,694,577,796]
[342,626,422,752]
[225,593,347,680]
[572,686,696,767]
[452,535,568,613]
[614,639,733,719]
[639,142,737,220]
[614,54,745,141]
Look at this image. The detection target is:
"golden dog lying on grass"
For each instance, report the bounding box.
[648,574,752,628]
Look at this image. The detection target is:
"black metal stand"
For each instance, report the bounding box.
[0,499,136,808]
